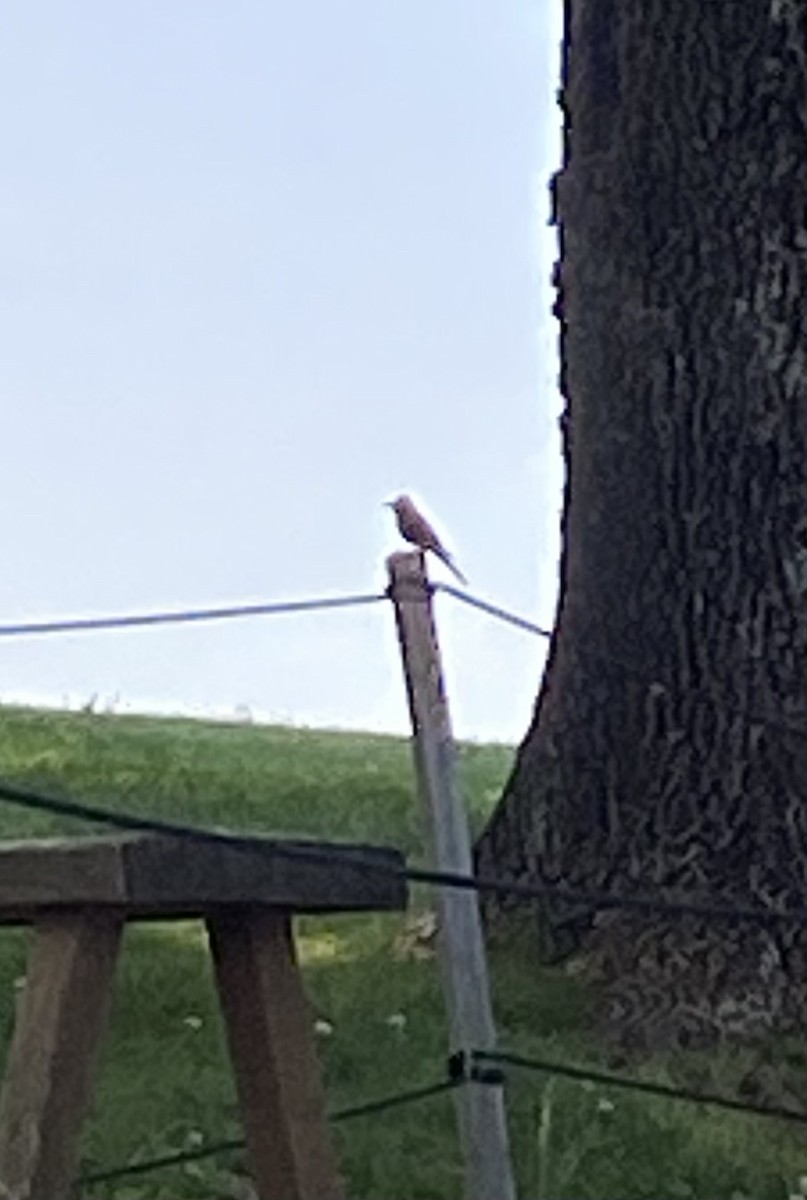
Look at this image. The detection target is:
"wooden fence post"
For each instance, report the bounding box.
[387,550,516,1200]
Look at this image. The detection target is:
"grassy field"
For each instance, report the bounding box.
[0,704,803,1199]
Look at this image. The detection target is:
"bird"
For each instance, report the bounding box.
[385,494,467,584]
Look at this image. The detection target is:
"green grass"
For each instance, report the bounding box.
[0,704,803,1199]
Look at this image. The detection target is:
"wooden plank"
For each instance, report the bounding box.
[0,836,126,916]
[207,911,345,1200]
[0,834,407,922]
[123,835,406,915]
[0,912,123,1200]
[387,551,516,1200]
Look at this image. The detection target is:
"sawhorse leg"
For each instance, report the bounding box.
[0,912,123,1200]
[207,910,345,1200]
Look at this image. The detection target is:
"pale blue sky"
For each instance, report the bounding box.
[0,0,562,743]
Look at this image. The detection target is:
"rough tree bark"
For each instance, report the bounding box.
[476,0,807,1048]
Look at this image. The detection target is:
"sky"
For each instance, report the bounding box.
[0,0,563,744]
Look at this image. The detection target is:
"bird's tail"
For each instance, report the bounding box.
[437,550,467,586]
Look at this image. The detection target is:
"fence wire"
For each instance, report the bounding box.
[2,576,807,1189]
[79,1076,461,1188]
[474,1049,807,1127]
[4,580,801,753]
[78,1044,807,1189]
[0,577,800,745]
[78,1040,807,1189]
[433,582,552,638]
[0,580,549,643]
[0,776,804,929]
[0,592,387,639]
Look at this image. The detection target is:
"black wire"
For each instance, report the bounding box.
[0,777,404,875]
[0,777,805,929]
[476,1049,807,1127]
[0,593,387,639]
[78,1077,461,1186]
[406,863,807,927]
[335,1075,461,1120]
[78,1043,807,1189]
[77,1138,243,1186]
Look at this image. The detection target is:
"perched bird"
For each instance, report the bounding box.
[385,494,467,584]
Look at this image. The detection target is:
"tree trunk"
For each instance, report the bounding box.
[476,0,807,1048]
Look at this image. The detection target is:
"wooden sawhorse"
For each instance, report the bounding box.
[0,833,406,1200]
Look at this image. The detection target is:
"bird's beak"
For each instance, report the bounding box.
[383,500,394,508]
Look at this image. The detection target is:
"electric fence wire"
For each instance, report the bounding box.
[78,1076,461,1188]
[0,777,805,932]
[432,582,552,638]
[0,580,802,745]
[434,583,807,742]
[0,592,387,639]
[2,581,807,1186]
[474,1049,807,1127]
[0,789,802,1191]
[78,1044,807,1189]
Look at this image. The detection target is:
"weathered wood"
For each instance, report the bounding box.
[0,834,406,922]
[0,833,404,1198]
[0,912,123,1200]
[208,911,345,1200]
[387,551,516,1200]
[0,837,127,911]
